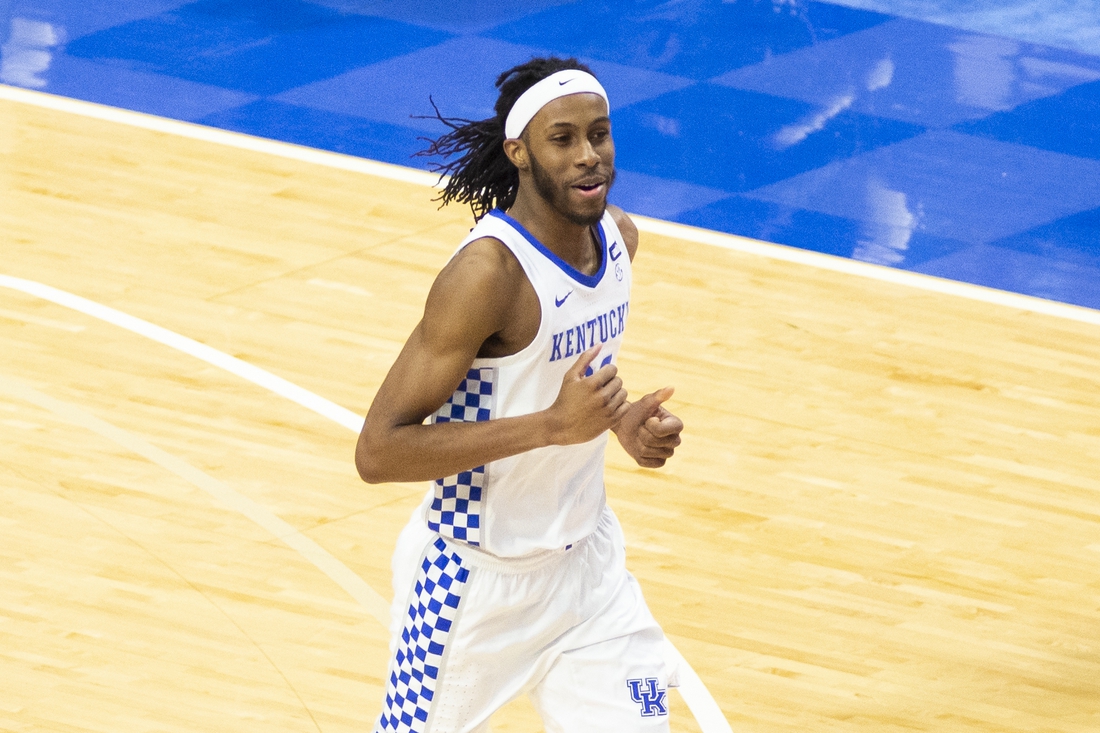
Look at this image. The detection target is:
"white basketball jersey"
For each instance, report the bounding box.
[425,208,632,558]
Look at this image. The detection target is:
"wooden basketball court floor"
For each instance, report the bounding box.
[2,88,1100,732]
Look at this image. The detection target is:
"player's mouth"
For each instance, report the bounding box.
[571,177,607,198]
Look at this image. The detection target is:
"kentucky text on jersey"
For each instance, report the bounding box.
[549,301,629,362]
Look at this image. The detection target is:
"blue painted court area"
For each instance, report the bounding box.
[3,0,1099,309]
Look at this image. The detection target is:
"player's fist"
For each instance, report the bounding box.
[614,386,683,468]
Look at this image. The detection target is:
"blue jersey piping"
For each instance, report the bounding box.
[487,209,607,289]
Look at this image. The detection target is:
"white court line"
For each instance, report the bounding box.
[0,371,392,627]
[0,276,733,733]
[0,84,437,187]
[3,82,1098,328]
[0,276,363,433]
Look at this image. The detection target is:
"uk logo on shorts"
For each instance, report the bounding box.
[627,677,668,717]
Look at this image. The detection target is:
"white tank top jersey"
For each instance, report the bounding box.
[424,208,632,558]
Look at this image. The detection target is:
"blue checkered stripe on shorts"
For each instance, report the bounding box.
[376,538,470,733]
[427,367,494,547]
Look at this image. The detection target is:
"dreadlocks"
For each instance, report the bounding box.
[416,56,597,221]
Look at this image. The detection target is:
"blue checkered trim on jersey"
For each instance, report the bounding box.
[432,367,494,424]
[376,538,470,733]
[428,368,494,547]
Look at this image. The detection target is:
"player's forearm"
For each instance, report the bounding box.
[355,411,557,484]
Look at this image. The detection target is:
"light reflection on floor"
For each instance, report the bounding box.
[2,0,1099,308]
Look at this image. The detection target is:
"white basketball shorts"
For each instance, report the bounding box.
[372,501,676,733]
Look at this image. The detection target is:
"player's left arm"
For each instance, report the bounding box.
[606,205,685,468]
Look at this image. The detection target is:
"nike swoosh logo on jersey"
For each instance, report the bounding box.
[555,290,573,307]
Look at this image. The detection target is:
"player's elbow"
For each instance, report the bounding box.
[354,430,389,484]
[355,456,379,484]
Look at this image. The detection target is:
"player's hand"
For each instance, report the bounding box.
[546,345,629,445]
[614,386,683,468]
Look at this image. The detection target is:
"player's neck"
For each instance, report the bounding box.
[507,193,600,275]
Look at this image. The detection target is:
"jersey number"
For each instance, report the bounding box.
[584,354,614,377]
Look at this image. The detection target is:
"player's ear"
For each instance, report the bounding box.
[503,138,529,172]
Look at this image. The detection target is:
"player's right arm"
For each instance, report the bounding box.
[355,238,628,484]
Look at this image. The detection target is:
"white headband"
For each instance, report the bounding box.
[504,70,609,140]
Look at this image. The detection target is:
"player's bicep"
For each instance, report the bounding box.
[371,322,478,429]
[364,241,513,430]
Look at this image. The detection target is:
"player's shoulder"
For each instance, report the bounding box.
[421,234,526,341]
[451,235,523,279]
[433,235,525,306]
[605,204,639,260]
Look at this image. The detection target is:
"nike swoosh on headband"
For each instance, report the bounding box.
[505,70,609,139]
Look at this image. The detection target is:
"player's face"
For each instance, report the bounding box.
[524,93,615,227]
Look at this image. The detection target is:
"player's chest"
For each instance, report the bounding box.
[542,268,631,367]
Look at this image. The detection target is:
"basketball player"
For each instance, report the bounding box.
[355,56,685,733]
